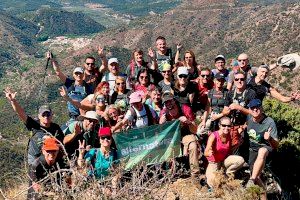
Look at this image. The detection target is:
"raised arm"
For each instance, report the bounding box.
[270,87,298,103]
[174,43,182,65]
[148,47,158,70]
[47,51,67,83]
[98,46,108,73]
[4,88,27,122]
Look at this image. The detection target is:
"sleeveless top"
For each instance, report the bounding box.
[207,131,231,163]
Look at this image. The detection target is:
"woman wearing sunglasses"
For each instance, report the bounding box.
[172,67,196,123]
[78,127,118,179]
[134,68,155,100]
[200,72,228,134]
[204,117,244,189]
[173,50,199,82]
[79,82,111,112]
[111,76,130,112]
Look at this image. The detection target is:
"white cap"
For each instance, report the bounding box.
[73,67,84,74]
[215,54,225,61]
[177,67,189,76]
[108,58,119,65]
[83,111,98,120]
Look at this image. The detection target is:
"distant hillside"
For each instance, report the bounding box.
[0,0,60,14]
[0,11,39,66]
[68,0,299,92]
[32,8,106,39]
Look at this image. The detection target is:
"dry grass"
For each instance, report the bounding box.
[1,160,264,200]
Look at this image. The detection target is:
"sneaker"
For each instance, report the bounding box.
[246,179,255,188]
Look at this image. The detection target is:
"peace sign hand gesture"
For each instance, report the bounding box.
[264,127,272,141]
[78,140,86,155]
[59,86,68,98]
[98,46,105,58]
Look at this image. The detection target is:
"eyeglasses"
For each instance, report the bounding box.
[139,76,148,79]
[42,112,52,117]
[201,74,210,78]
[86,63,95,65]
[100,136,111,141]
[162,70,171,74]
[220,124,231,128]
[234,78,245,81]
[238,59,247,62]
[116,82,125,85]
[178,74,188,79]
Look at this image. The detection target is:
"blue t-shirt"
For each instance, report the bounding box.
[65,78,90,116]
[85,148,118,179]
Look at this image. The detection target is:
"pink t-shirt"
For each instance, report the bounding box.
[207,131,231,163]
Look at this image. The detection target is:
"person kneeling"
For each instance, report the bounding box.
[204,117,244,188]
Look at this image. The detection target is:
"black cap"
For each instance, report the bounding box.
[214,72,226,80]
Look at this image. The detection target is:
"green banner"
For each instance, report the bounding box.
[114,120,181,170]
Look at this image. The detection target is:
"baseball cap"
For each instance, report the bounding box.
[43,137,60,151]
[258,64,270,71]
[214,72,225,80]
[162,93,174,104]
[108,58,119,65]
[215,55,225,62]
[98,127,112,137]
[83,111,98,120]
[129,91,143,104]
[177,67,188,76]
[248,99,262,108]
[38,105,52,115]
[159,62,171,71]
[73,67,84,74]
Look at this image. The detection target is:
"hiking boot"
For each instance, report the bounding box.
[246,179,255,188]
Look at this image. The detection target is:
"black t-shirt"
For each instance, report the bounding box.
[25,116,64,141]
[208,88,228,114]
[225,89,256,125]
[26,116,64,163]
[247,78,271,101]
[172,82,196,104]
[110,89,130,105]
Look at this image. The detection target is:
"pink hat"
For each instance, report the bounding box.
[129,91,143,104]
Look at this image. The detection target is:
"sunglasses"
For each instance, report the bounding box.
[86,63,95,65]
[220,124,231,128]
[201,74,210,78]
[178,74,188,79]
[116,82,125,85]
[74,72,83,76]
[140,76,148,79]
[162,70,171,73]
[86,118,98,123]
[96,97,105,103]
[100,136,111,141]
[42,112,52,117]
[234,78,245,81]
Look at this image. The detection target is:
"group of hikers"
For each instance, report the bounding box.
[4,36,300,199]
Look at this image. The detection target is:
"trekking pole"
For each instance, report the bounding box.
[37,52,51,109]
